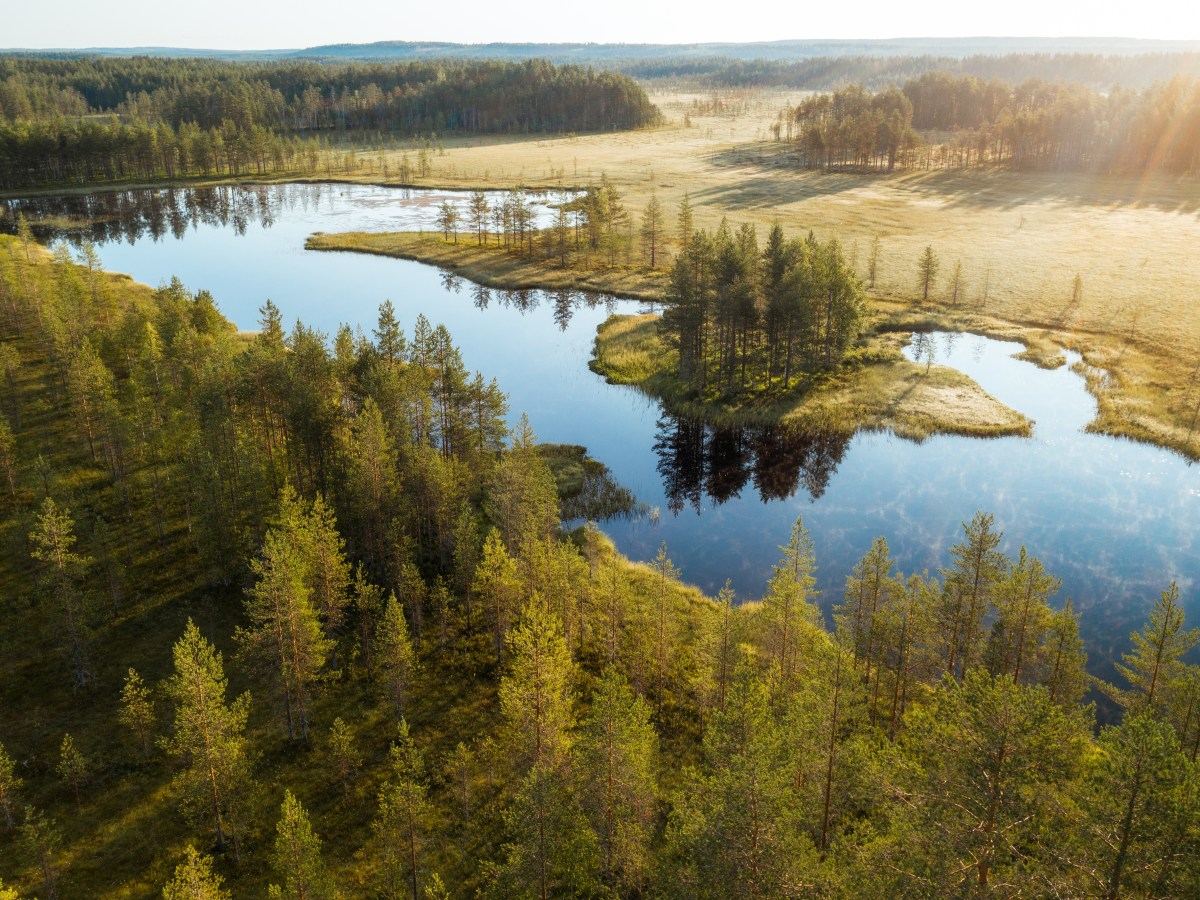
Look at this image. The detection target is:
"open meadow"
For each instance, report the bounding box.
[322,89,1200,456]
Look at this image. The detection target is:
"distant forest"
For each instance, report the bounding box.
[625,52,1200,91]
[0,57,660,189]
[775,72,1200,174]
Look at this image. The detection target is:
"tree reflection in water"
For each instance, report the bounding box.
[654,414,851,514]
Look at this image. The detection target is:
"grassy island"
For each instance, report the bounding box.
[590,312,1033,440]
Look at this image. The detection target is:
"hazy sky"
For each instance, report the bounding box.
[5,0,1198,49]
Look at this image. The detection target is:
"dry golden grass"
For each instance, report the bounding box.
[298,88,1200,456]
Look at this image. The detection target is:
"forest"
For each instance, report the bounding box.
[780,71,1200,173]
[660,217,865,395]
[624,51,1200,91]
[0,57,660,189]
[0,210,1198,897]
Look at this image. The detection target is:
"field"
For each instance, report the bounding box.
[300,89,1200,457]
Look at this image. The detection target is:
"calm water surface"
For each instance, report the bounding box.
[5,183,1198,678]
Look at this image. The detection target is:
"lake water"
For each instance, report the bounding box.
[5,183,1199,680]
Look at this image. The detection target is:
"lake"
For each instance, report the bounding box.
[5,182,1198,681]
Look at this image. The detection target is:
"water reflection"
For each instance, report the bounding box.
[466,284,619,330]
[654,415,852,513]
[0,182,570,249]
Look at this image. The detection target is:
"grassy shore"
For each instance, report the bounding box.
[589,312,1033,440]
[305,231,668,301]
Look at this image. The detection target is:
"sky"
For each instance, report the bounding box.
[4,0,1198,49]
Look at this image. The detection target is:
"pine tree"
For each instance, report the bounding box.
[326,717,361,802]
[667,664,816,898]
[1112,582,1199,713]
[1041,598,1089,707]
[494,764,599,899]
[1075,713,1197,899]
[939,511,1006,679]
[676,192,694,256]
[468,191,490,245]
[485,415,559,554]
[867,235,881,289]
[640,194,665,268]
[162,620,251,859]
[55,734,89,808]
[984,546,1059,683]
[473,528,520,663]
[0,741,22,831]
[577,667,658,894]
[500,599,577,772]
[898,671,1087,894]
[237,526,330,742]
[785,636,868,851]
[651,542,678,715]
[297,493,352,666]
[836,536,900,682]
[269,790,334,900]
[918,244,940,300]
[697,581,739,716]
[761,517,821,694]
[29,498,94,690]
[119,668,155,758]
[444,741,475,833]
[352,565,385,678]
[162,846,230,900]
[371,720,433,900]
[19,807,62,900]
[0,417,16,497]
[377,593,418,720]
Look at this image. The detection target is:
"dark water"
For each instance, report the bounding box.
[5,183,1198,679]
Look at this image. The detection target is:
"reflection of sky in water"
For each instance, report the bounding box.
[6,184,1199,682]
